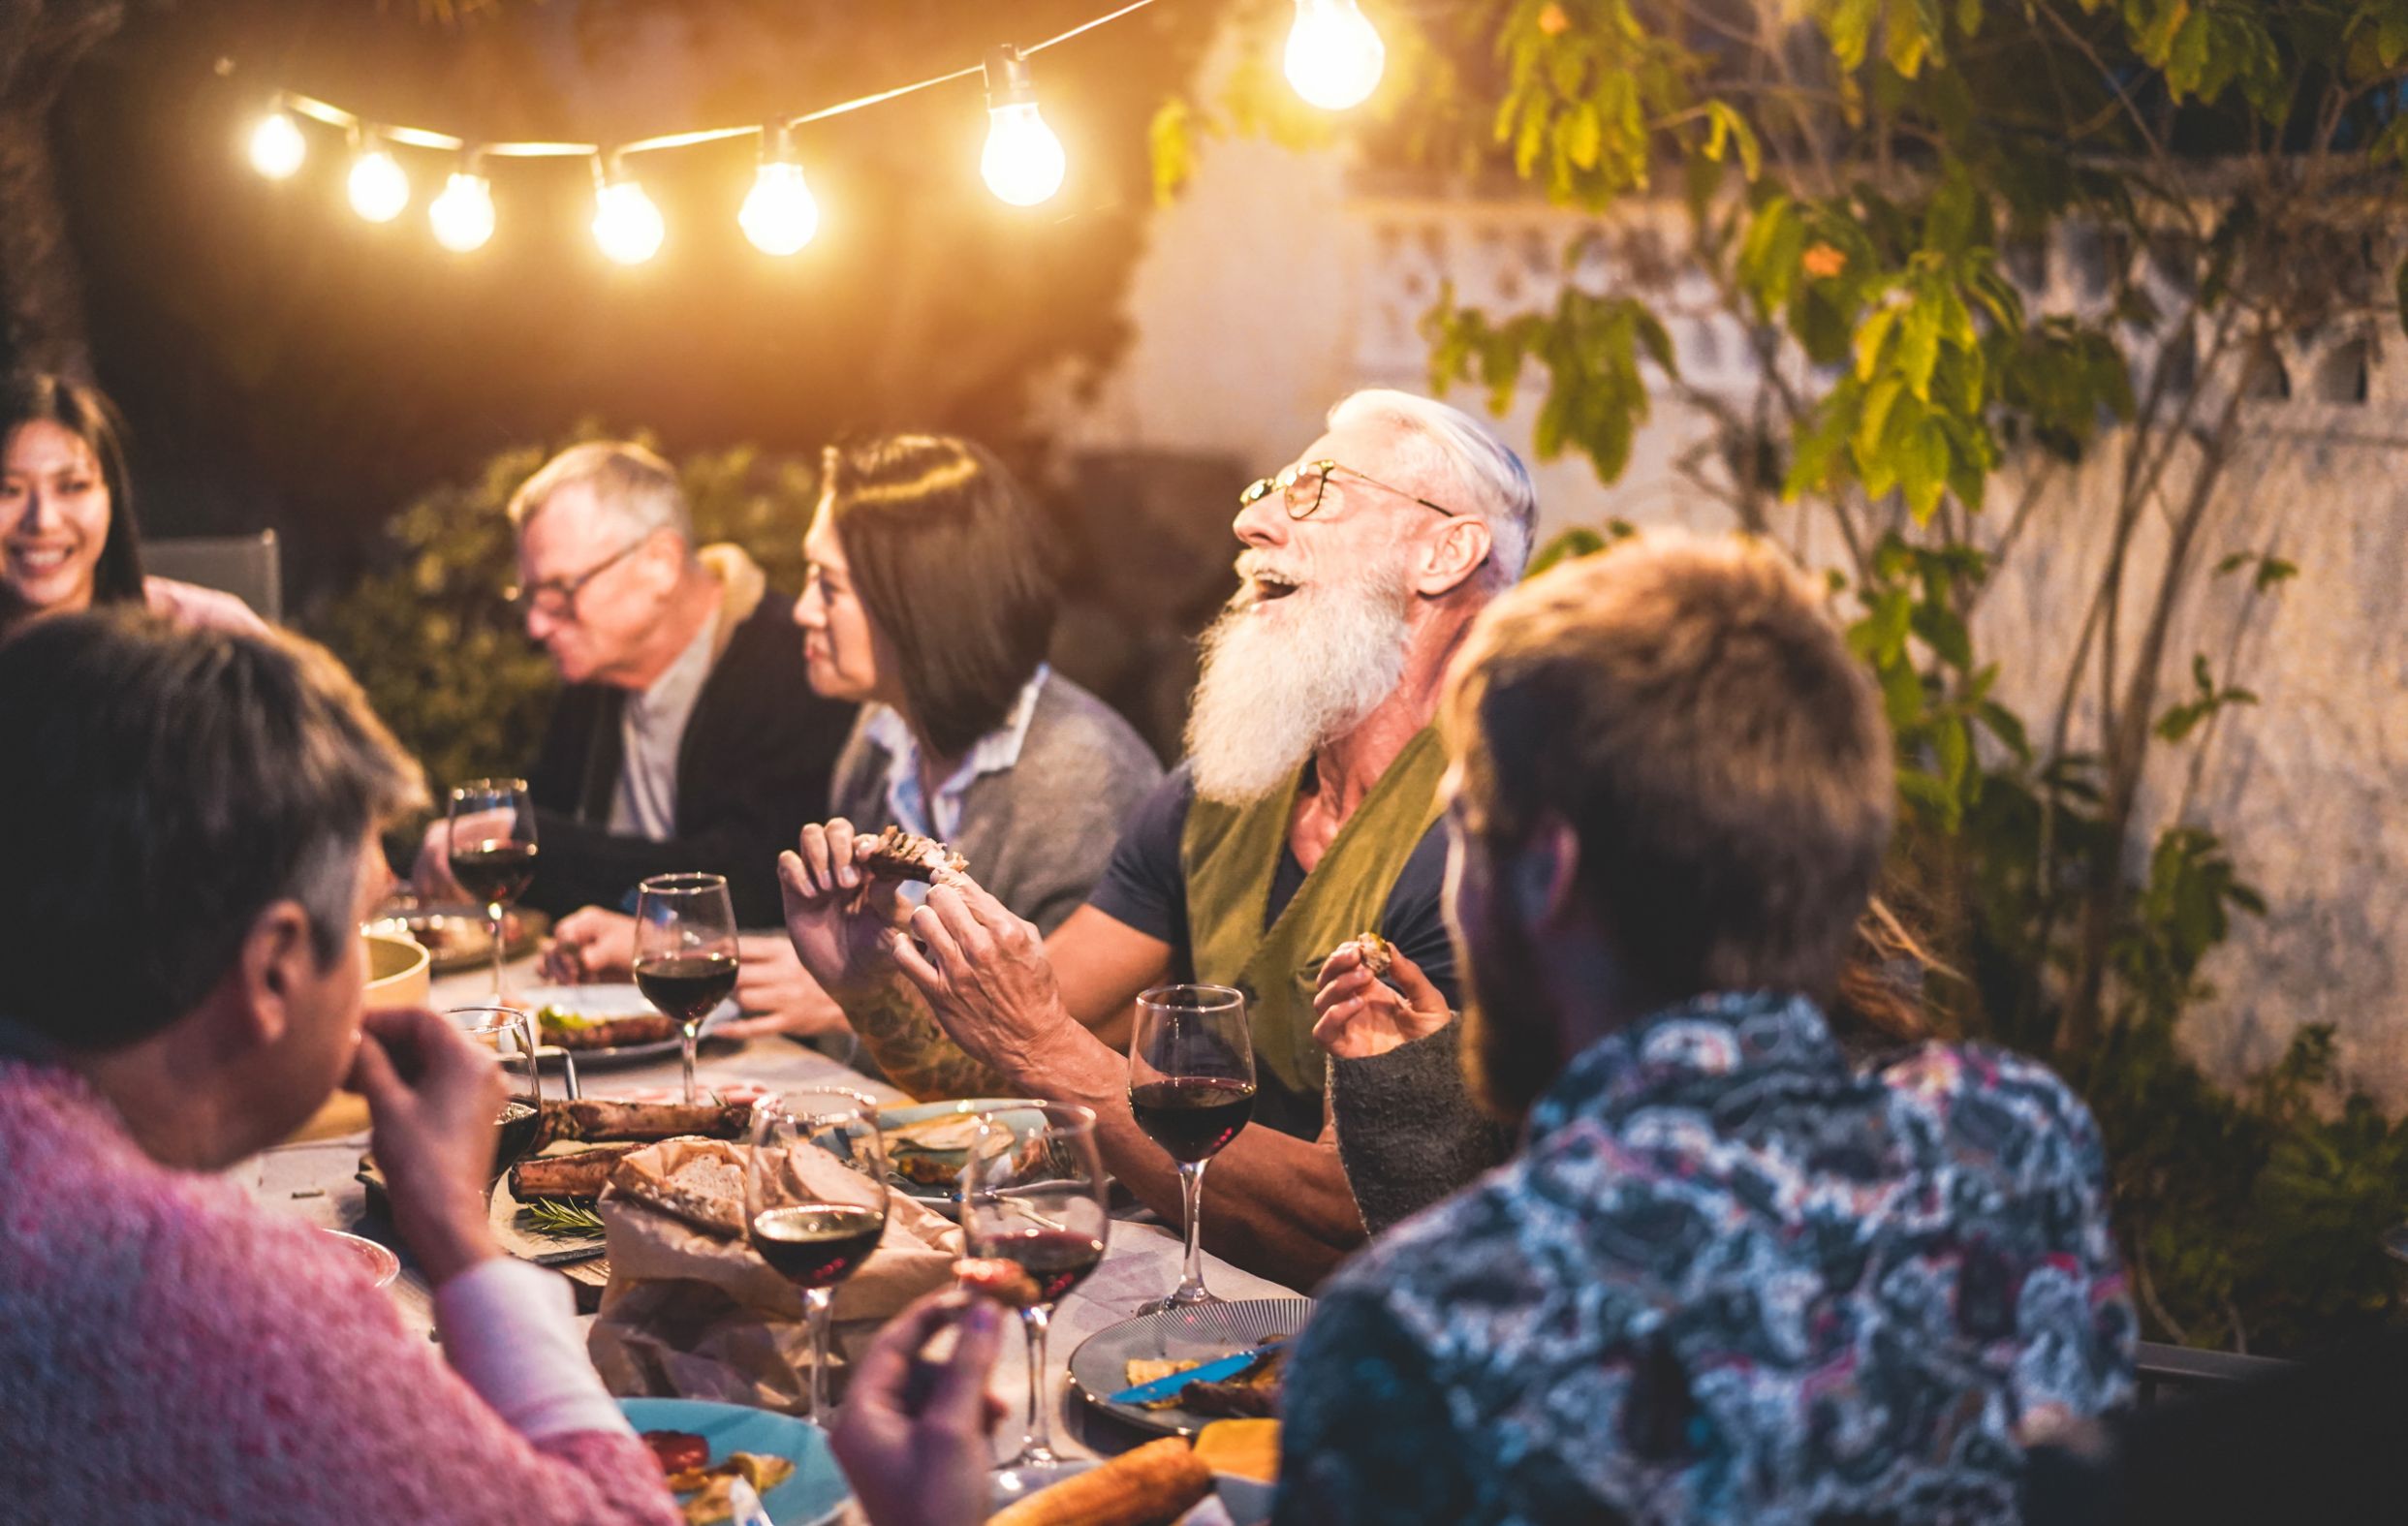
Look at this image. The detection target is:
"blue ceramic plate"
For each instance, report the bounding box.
[617,1397,850,1526]
[875,1098,1051,1213]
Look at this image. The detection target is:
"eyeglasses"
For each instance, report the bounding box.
[1238,459,1463,522]
[504,535,649,621]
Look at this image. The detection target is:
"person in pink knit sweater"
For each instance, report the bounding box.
[0,608,678,1525]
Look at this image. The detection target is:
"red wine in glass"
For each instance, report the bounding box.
[449,840,538,905]
[633,951,739,1023]
[1130,1077,1256,1165]
[981,1226,1107,1305]
[751,1202,888,1289]
[491,1098,542,1183]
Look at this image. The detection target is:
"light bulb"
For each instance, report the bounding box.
[429,170,495,252]
[1285,0,1387,110]
[741,161,819,255]
[980,48,1066,207]
[592,173,665,265]
[249,109,305,179]
[347,144,410,223]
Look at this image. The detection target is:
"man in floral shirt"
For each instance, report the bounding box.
[1276,534,2135,1525]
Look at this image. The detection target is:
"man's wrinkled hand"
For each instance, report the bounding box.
[1311,941,1452,1060]
[884,877,1072,1081]
[540,906,635,983]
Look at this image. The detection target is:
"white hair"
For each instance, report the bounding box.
[1326,389,1536,589]
[508,440,693,546]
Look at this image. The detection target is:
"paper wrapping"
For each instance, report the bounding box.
[586,1137,961,1414]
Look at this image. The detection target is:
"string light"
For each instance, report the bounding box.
[1285,0,1387,110]
[429,155,496,252]
[981,47,1067,207]
[248,103,306,179]
[591,158,665,265]
[347,132,411,223]
[239,0,1389,257]
[739,122,820,255]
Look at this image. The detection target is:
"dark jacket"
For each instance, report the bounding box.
[525,576,851,925]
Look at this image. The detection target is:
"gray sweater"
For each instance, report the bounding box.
[829,673,1163,936]
[1331,1018,1516,1235]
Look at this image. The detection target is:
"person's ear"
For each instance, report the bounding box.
[1513,815,1581,930]
[1413,516,1494,598]
[231,900,316,1051]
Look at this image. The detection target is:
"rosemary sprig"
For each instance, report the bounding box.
[518,1198,606,1237]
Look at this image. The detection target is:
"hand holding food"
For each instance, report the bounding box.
[1311,935,1452,1060]
[345,1006,504,1285]
[884,878,1074,1080]
[542,906,639,982]
[778,818,916,998]
[829,1291,1010,1526]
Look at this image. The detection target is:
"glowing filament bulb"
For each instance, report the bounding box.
[250,109,306,179]
[740,129,819,255]
[1285,0,1387,110]
[429,169,495,252]
[591,169,665,265]
[981,47,1066,207]
[348,141,411,223]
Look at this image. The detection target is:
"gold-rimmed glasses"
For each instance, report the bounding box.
[1237,459,1462,521]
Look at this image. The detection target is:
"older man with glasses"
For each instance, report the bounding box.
[413,441,853,926]
[777,389,1535,1288]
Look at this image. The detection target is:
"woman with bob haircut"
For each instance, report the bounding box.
[547,435,1161,1043]
[0,371,266,640]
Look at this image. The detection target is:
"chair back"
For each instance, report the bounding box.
[142,530,281,623]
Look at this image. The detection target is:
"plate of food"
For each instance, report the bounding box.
[620,1397,849,1526]
[365,901,550,977]
[1068,1299,1311,1440]
[519,982,738,1066]
[873,1098,1052,1213]
[986,1432,1275,1525]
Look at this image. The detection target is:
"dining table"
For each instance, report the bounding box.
[251,952,1304,1470]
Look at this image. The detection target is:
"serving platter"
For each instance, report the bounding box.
[1067,1297,1314,1439]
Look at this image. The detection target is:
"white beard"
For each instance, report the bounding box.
[1185,551,1414,805]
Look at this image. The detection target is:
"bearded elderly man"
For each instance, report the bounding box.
[414,443,854,925]
[779,389,1531,1285]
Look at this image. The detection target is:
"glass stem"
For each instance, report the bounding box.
[1020,1304,1054,1460]
[680,1022,701,1106]
[1176,1159,1209,1298]
[805,1286,835,1420]
[487,901,506,1002]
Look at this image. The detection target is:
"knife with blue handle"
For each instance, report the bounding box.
[1105,1340,1290,1406]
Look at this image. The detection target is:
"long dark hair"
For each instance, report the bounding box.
[0,371,142,607]
[821,435,1058,761]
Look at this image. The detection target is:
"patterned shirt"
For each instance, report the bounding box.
[1273,992,2136,1526]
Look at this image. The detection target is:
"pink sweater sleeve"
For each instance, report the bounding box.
[125,1212,680,1525]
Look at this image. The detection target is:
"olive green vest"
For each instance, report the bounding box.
[1179,730,1449,1109]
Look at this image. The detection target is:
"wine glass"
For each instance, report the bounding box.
[745,1090,891,1422]
[447,779,538,1004]
[1129,983,1256,1314]
[633,872,738,1105]
[443,1006,543,1193]
[960,1104,1109,1475]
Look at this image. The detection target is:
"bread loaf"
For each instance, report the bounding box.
[984,1437,1211,1526]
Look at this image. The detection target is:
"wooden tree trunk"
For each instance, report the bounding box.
[0,0,131,381]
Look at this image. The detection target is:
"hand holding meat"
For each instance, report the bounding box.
[778,818,915,998]
[883,877,1074,1082]
[1312,938,1452,1060]
[345,1006,503,1285]
[829,1292,1008,1526]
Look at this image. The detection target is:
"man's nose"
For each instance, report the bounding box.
[1232,491,1287,551]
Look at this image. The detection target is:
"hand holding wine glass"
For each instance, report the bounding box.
[959,1104,1109,1475]
[634,872,739,1106]
[446,779,537,1003]
[746,1090,891,1421]
[1130,984,1256,1314]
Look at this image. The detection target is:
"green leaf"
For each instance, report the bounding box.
[1564,99,1605,171]
[2255,557,2299,591]
[1526,526,1610,577]
[2215,550,2253,576]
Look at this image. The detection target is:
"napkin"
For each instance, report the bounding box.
[586,1137,962,1414]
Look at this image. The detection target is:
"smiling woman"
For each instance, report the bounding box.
[0,372,266,642]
